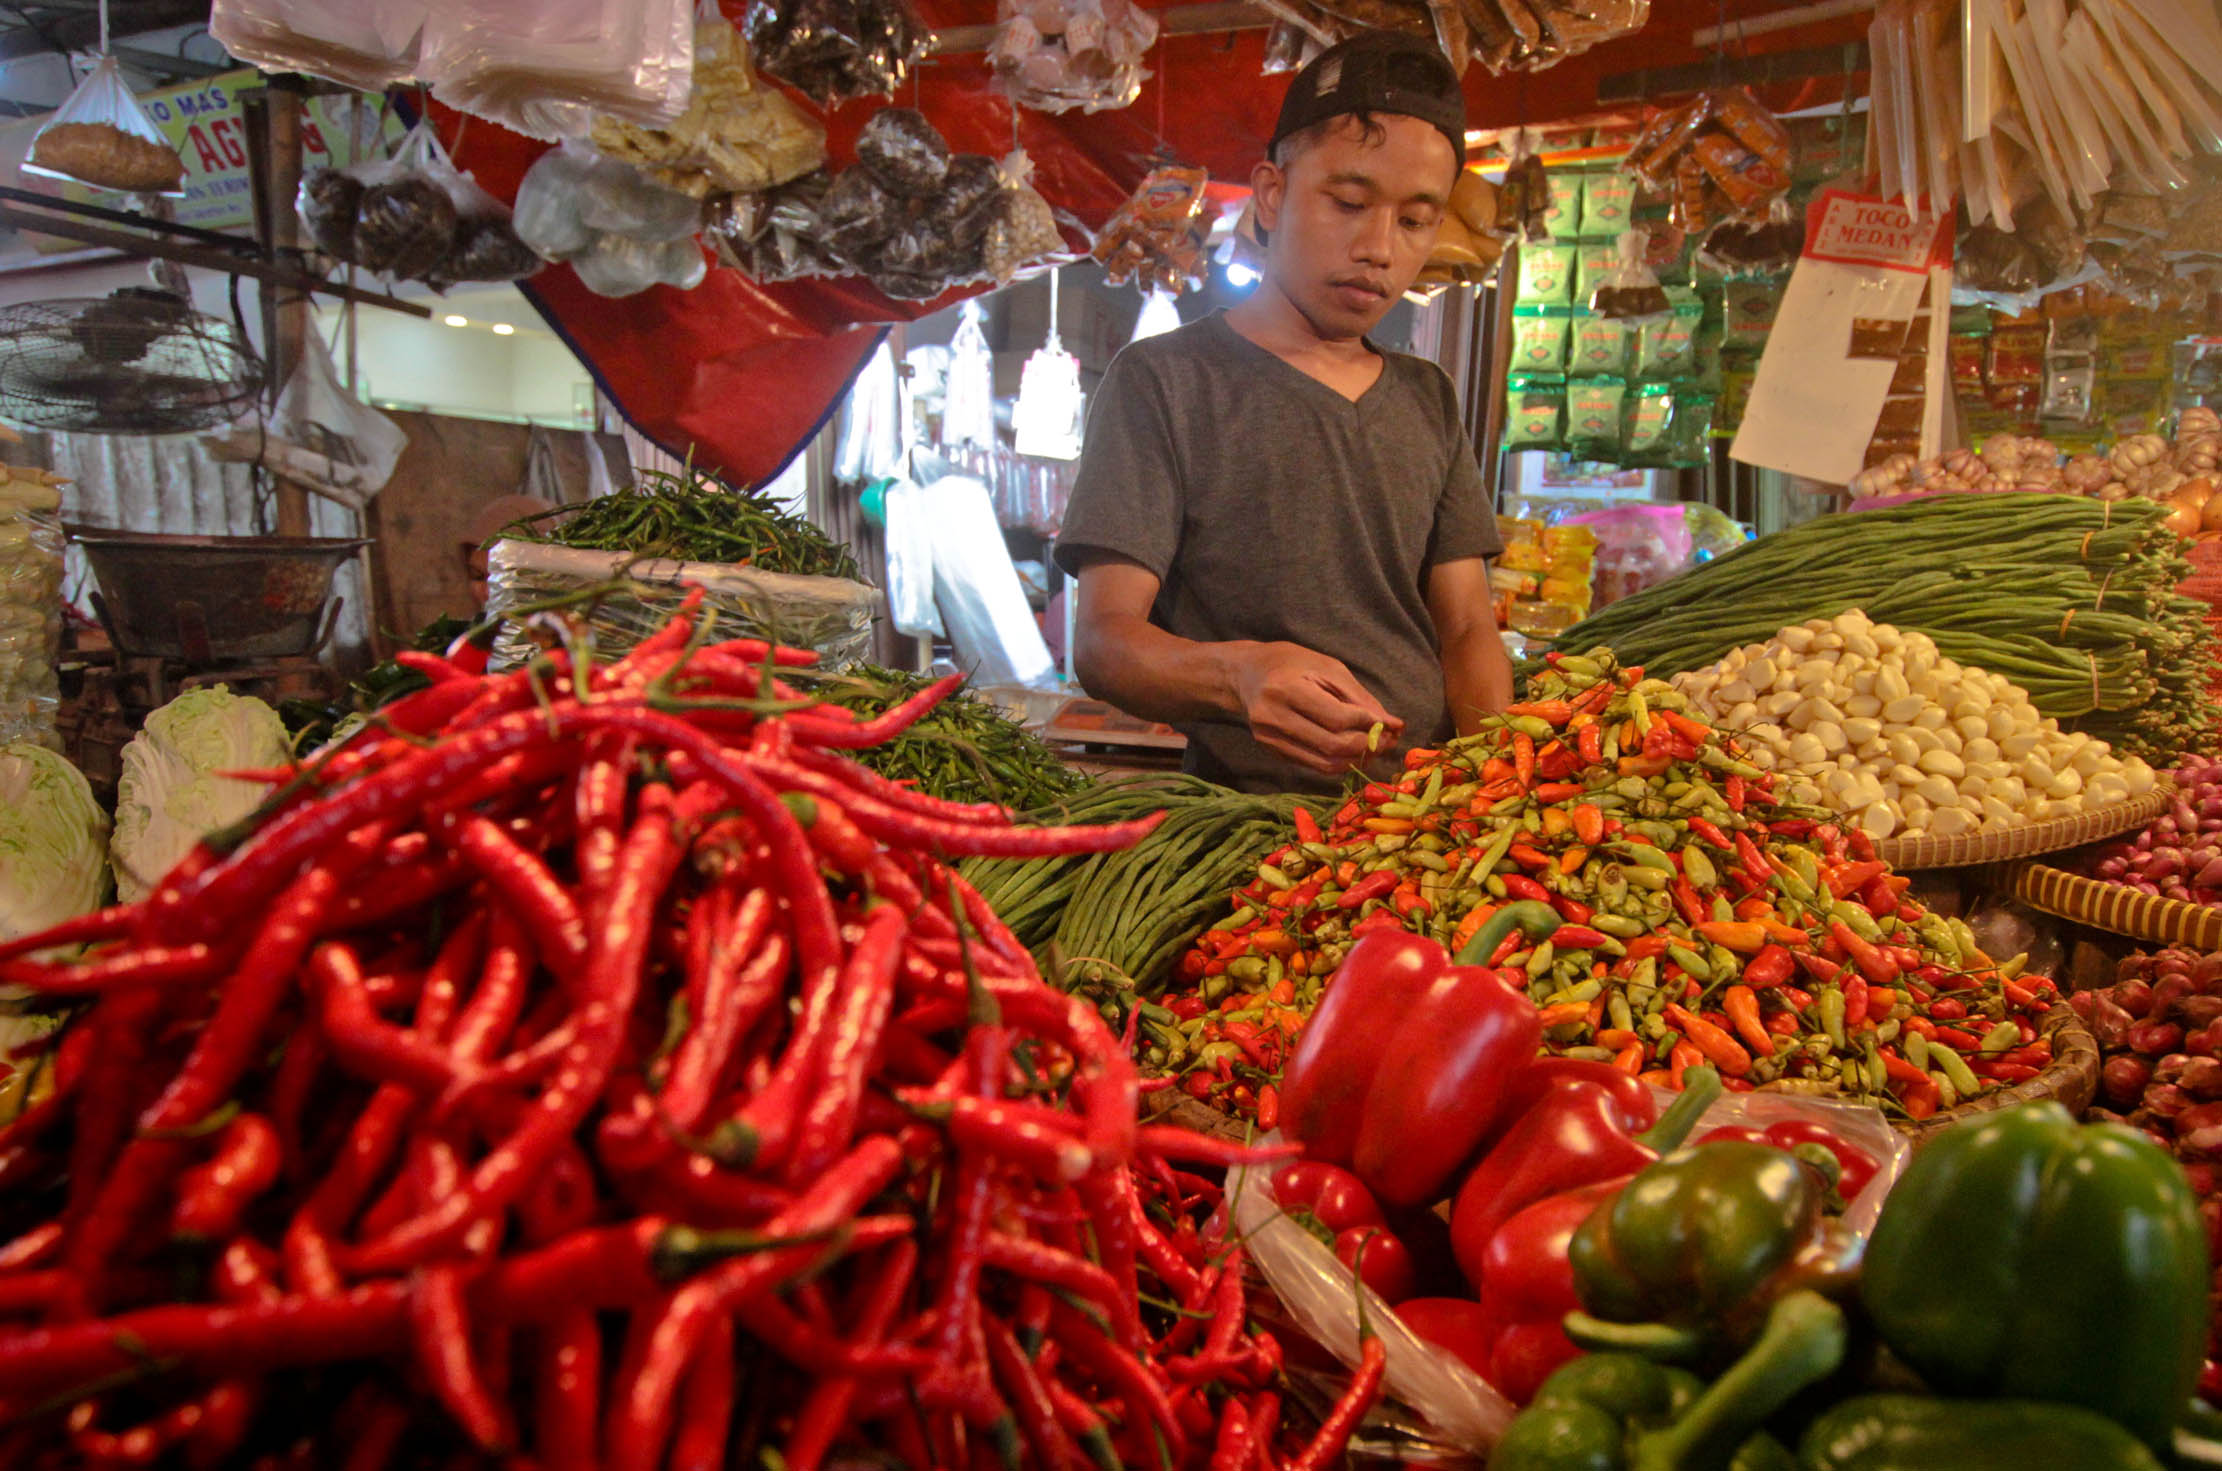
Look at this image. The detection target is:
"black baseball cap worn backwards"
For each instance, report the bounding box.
[1269,29,1468,170]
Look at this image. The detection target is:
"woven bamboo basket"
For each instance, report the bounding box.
[1873,783,2173,871]
[2006,859,2222,950]
[1898,1004,2099,1141]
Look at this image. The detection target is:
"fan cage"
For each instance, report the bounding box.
[0,295,263,435]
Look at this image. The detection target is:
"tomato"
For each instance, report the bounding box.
[1272,1161,1386,1238]
[1390,1297,1499,1379]
[1333,1225,1416,1305]
[1763,1119,1879,1201]
[1488,1319,1584,1404]
[1697,1125,1772,1148]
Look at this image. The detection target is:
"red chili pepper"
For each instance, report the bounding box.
[1742,944,1796,990]
[1828,920,1899,986]
[1577,723,1605,765]
[170,1112,281,1243]
[1685,816,1732,850]
[1513,732,1537,788]
[1551,894,1596,925]
[1287,1328,1386,1471]
[1663,1004,1753,1077]
[1670,878,1708,928]
[1501,874,1552,904]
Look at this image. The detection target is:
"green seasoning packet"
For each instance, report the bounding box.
[1582,171,1636,238]
[1567,376,1628,456]
[1624,381,1675,459]
[1568,310,1628,376]
[1669,387,1718,462]
[1576,243,1619,306]
[1517,243,1577,303]
[1505,374,1566,450]
[1510,305,1571,374]
[1540,171,1582,240]
[1635,287,1703,379]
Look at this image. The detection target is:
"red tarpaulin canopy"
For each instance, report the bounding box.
[442,0,1868,488]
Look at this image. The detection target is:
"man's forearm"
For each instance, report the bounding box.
[1443,626,1515,734]
[1074,611,1252,726]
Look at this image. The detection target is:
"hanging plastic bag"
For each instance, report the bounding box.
[299,121,478,282]
[706,173,846,282]
[590,4,825,199]
[990,0,1158,115]
[746,0,935,106]
[1695,195,1801,277]
[26,56,185,196]
[431,167,544,286]
[1014,273,1084,461]
[204,323,407,512]
[942,300,996,451]
[211,0,429,93]
[1589,229,1671,322]
[1090,165,1211,293]
[420,0,693,142]
[880,477,945,638]
[572,231,708,297]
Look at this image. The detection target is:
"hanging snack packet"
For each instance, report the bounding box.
[984,149,1065,283]
[746,0,935,105]
[1538,169,1581,239]
[990,0,1158,114]
[1567,375,1627,457]
[590,8,825,198]
[1590,228,1671,321]
[1633,287,1702,378]
[856,106,951,197]
[1505,374,1566,450]
[27,55,186,195]
[1623,380,1676,458]
[707,172,847,282]
[1581,169,1635,237]
[1516,241,1576,302]
[1090,165,1210,292]
[1664,386,1716,464]
[1567,308,1628,374]
[1509,304,1570,373]
[1695,198,1802,277]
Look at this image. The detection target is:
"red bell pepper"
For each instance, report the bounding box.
[1277,931,1447,1166]
[1758,1118,1878,1202]
[1271,1163,1385,1238]
[1351,964,1542,1209]
[1281,907,1558,1205]
[1450,1068,1721,1292]
[1497,1057,1659,1146]
[1391,1298,1500,1381]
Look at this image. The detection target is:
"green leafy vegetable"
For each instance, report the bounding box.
[0,741,107,949]
[112,686,291,903]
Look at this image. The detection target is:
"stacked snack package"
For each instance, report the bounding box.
[1491,515,1597,639]
[1622,87,1792,232]
[1090,164,1210,293]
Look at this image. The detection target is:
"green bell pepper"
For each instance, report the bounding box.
[1796,1395,2167,1471]
[1492,1291,1847,1471]
[1567,1141,1830,1358]
[1859,1102,2207,1456]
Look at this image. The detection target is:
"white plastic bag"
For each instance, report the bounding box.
[1228,1089,1912,1456]
[202,323,407,513]
[941,300,996,453]
[918,474,1055,686]
[211,0,429,93]
[421,0,694,142]
[485,539,876,667]
[880,477,945,639]
[25,56,185,196]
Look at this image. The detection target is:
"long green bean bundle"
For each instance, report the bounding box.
[502,467,861,582]
[785,665,1084,811]
[1548,494,2219,760]
[959,777,1318,995]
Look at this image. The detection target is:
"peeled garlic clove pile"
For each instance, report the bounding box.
[1672,608,2157,840]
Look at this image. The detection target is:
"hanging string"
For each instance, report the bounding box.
[98,0,109,56]
[1711,0,1729,91]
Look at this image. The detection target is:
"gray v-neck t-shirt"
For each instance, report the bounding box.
[1054,310,1501,794]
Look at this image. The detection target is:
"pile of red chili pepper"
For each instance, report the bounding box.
[0,597,1375,1470]
[1168,650,2060,1123]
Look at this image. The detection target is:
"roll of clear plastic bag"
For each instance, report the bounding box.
[212,0,428,93]
[25,56,187,197]
[419,0,694,142]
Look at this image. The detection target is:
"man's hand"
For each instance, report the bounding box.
[1230,642,1403,778]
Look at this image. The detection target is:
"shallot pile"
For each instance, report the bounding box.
[2078,945,2222,1398]
[2087,754,2222,904]
[1849,407,2222,520]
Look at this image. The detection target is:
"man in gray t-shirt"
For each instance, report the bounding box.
[1054,30,1511,794]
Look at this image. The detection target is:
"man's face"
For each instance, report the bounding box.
[1253,114,1459,341]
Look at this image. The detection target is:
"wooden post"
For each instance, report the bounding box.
[250,75,311,536]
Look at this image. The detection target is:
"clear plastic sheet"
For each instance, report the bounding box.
[211,0,429,93]
[0,487,63,751]
[420,0,694,142]
[1229,1090,1909,1457]
[989,0,1158,114]
[25,56,186,197]
[484,539,875,668]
